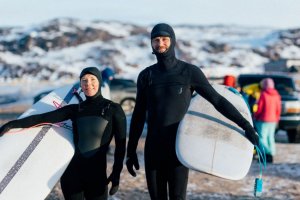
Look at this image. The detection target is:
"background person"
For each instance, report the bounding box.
[254,78,281,163]
[223,75,251,111]
[101,67,115,86]
[223,74,236,88]
[0,67,126,200]
[101,67,115,100]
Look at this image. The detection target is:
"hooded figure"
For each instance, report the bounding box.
[126,23,259,199]
[254,78,281,163]
[80,66,102,99]
[151,23,177,69]
[0,67,127,200]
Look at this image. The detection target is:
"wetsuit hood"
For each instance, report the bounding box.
[80,67,102,100]
[151,23,177,70]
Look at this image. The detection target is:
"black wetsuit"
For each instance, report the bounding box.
[5,95,126,200]
[127,23,254,200]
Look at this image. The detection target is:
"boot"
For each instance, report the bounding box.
[266,154,273,163]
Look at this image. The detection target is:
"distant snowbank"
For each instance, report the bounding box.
[0,78,76,105]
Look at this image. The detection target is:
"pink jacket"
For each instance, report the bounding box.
[254,88,281,122]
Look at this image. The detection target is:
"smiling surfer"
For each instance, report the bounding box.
[0,67,126,200]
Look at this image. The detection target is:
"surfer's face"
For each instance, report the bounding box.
[151,36,171,53]
[80,74,100,97]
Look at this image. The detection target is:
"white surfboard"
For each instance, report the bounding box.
[0,82,86,200]
[176,84,254,180]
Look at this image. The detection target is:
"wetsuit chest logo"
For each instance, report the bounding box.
[178,87,183,94]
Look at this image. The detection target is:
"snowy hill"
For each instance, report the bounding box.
[0,18,300,83]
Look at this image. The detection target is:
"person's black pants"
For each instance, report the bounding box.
[144,134,189,200]
[145,164,189,200]
[60,153,108,200]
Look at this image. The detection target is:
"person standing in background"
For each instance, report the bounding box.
[223,75,252,111]
[254,78,281,163]
[102,67,115,86]
[101,67,115,100]
[223,75,236,88]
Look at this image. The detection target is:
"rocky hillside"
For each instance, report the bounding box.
[0,18,300,81]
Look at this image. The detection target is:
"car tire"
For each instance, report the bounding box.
[296,126,300,143]
[287,129,295,143]
[287,126,300,143]
[120,97,136,115]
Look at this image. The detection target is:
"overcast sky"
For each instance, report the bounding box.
[0,0,299,29]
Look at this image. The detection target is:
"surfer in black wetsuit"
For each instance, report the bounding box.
[0,67,126,200]
[126,23,259,200]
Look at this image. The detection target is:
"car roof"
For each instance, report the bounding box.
[238,73,291,79]
[237,73,296,90]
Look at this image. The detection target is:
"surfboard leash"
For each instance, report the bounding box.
[2,123,60,135]
[253,144,267,198]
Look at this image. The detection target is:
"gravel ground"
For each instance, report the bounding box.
[46,131,300,200]
[1,112,299,200]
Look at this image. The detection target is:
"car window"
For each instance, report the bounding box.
[238,75,296,96]
[273,79,295,96]
[110,79,136,89]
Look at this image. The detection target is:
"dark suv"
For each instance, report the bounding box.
[237,73,300,143]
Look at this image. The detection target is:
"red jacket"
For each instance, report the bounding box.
[254,88,281,122]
